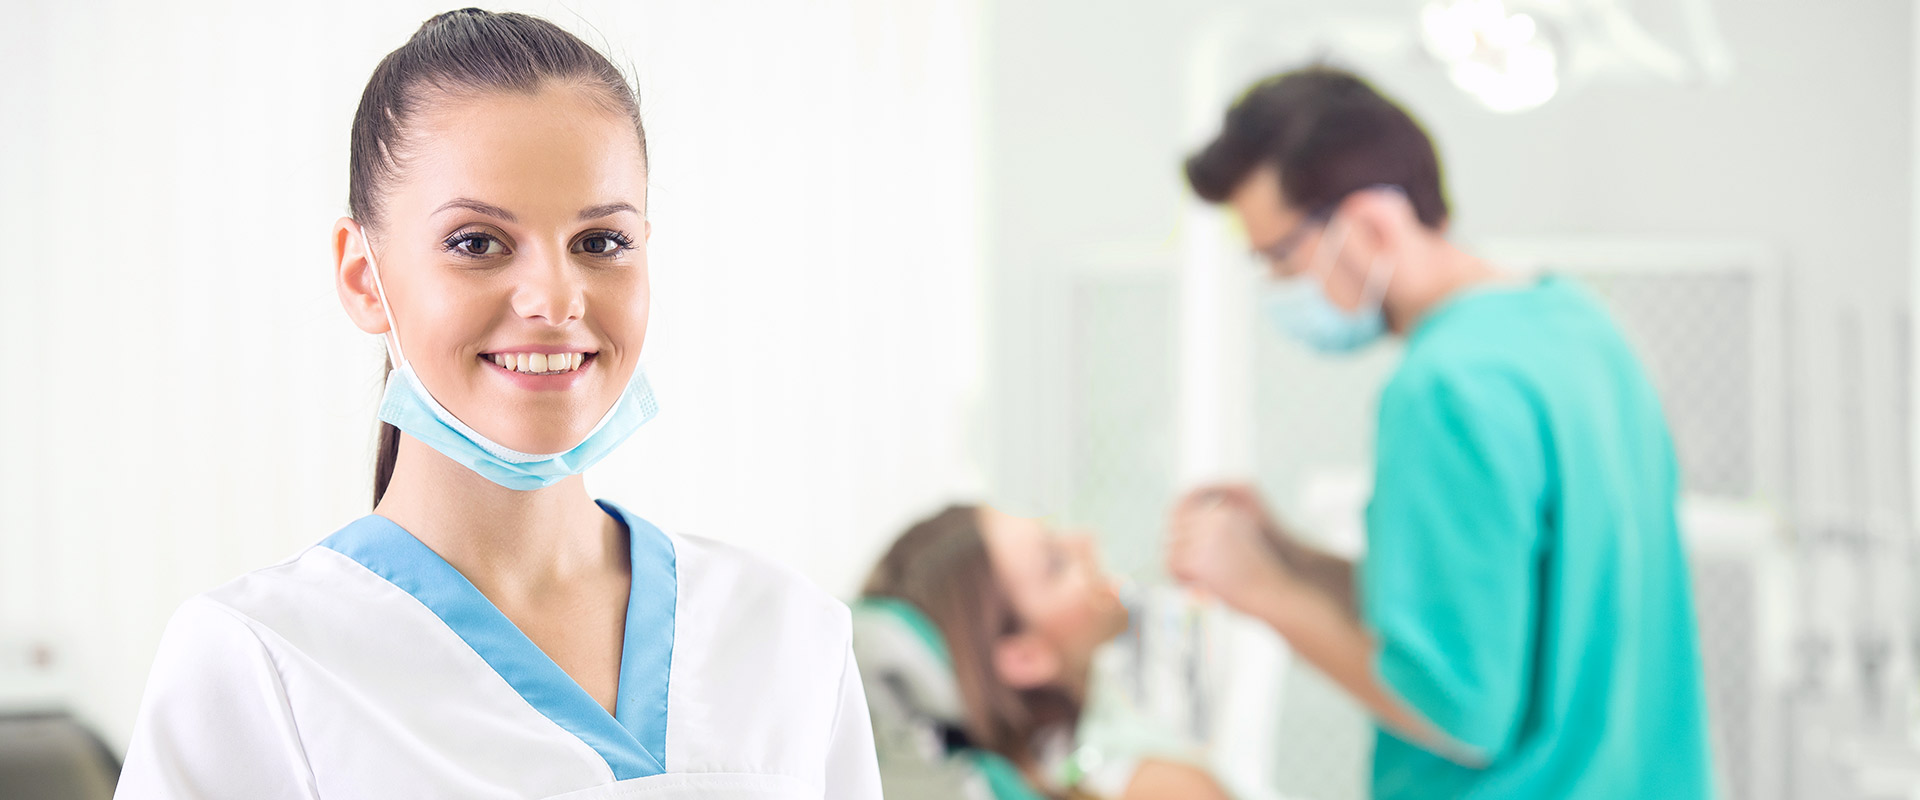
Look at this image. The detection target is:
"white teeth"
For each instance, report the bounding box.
[488,352,588,375]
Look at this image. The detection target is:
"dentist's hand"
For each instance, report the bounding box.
[1166,484,1296,615]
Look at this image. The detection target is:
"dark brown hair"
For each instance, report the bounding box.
[352,9,648,507]
[1185,66,1449,229]
[862,505,1081,773]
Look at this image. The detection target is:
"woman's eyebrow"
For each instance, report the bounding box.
[430,198,637,223]
[433,198,518,223]
[578,202,639,220]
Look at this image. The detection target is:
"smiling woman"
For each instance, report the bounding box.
[349,59,658,493]
[111,9,882,799]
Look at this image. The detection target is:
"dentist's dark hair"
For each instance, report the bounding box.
[349,8,648,507]
[1185,66,1449,229]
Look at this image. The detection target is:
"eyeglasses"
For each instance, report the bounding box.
[1251,206,1334,275]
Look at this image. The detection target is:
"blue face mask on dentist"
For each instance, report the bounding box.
[357,225,659,491]
[1258,191,1399,355]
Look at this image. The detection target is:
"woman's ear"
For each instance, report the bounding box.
[991,633,1062,690]
[334,217,392,336]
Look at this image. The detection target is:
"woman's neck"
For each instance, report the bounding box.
[374,434,627,605]
[1061,656,1094,703]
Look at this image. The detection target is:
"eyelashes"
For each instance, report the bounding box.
[445,231,508,257]
[440,229,639,261]
[575,230,635,256]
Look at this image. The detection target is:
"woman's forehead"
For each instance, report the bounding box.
[393,88,647,225]
[981,508,1051,572]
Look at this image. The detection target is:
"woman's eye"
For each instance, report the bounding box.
[447,234,505,257]
[574,232,633,256]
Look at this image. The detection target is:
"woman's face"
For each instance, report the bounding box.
[979,507,1129,666]
[337,85,650,456]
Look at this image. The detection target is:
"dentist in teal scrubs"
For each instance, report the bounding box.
[1166,67,1715,798]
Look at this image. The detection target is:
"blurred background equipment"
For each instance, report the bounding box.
[0,712,121,800]
[1418,0,1736,112]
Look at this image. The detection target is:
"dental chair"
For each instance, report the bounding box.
[0,711,120,800]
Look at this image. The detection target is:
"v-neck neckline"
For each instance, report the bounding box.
[319,499,677,780]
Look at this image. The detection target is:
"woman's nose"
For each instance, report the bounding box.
[1066,531,1100,562]
[512,246,586,324]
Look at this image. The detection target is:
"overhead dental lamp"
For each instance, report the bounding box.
[1418,0,1734,113]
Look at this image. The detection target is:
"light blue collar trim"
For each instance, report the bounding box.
[319,500,676,780]
[607,499,676,770]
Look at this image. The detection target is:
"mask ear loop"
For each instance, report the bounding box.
[1312,206,1397,320]
[354,222,407,369]
[1357,251,1396,314]
[1353,185,1405,319]
[1301,214,1351,287]
[358,221,513,452]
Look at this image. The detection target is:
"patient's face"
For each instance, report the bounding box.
[980,507,1129,665]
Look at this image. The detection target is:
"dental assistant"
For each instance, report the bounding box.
[1165,67,1714,798]
[115,10,881,799]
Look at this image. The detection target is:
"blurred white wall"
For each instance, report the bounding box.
[0,0,984,751]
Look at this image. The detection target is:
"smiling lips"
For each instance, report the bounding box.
[486,352,591,376]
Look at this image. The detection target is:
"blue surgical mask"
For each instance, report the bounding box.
[1259,217,1394,355]
[358,226,658,491]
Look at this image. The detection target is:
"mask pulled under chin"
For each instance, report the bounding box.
[357,222,658,492]
[378,359,659,491]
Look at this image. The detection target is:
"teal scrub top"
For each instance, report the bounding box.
[1360,276,1714,799]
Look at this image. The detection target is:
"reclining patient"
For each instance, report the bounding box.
[854,504,1233,800]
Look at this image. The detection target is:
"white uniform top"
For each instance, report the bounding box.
[115,501,882,800]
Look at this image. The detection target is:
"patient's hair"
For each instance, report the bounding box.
[348,8,647,507]
[862,505,1080,771]
[1185,65,1449,229]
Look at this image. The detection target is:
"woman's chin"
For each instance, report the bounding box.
[1098,606,1131,644]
